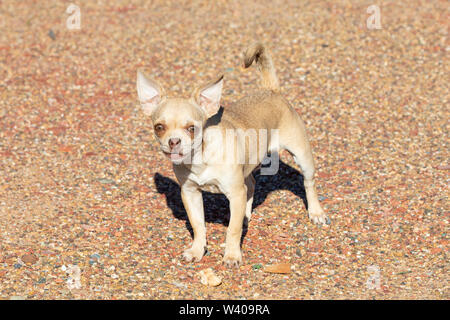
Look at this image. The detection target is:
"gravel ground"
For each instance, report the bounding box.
[0,0,448,299]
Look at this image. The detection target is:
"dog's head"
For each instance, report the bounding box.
[137,70,223,164]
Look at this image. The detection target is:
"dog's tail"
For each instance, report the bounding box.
[243,42,280,92]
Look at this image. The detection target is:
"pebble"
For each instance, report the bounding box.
[90,253,101,260]
[264,263,292,274]
[198,268,222,287]
[21,254,38,265]
[252,263,263,270]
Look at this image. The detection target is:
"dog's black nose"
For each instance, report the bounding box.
[168,138,181,149]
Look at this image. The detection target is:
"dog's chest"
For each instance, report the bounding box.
[188,169,223,194]
[198,183,221,193]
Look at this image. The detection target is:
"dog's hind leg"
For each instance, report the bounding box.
[279,115,328,225]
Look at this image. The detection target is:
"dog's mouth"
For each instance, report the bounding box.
[162,150,185,162]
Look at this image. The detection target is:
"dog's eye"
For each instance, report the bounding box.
[154,124,165,132]
[187,126,195,133]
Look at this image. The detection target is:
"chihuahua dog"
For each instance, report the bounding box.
[137,43,327,267]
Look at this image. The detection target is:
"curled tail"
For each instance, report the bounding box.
[243,43,280,92]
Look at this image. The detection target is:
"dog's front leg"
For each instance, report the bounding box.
[180,184,207,262]
[223,186,247,267]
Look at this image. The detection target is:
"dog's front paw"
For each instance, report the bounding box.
[223,249,242,268]
[308,207,329,225]
[182,246,205,262]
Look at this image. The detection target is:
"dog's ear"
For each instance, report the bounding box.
[192,75,223,118]
[137,69,164,115]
